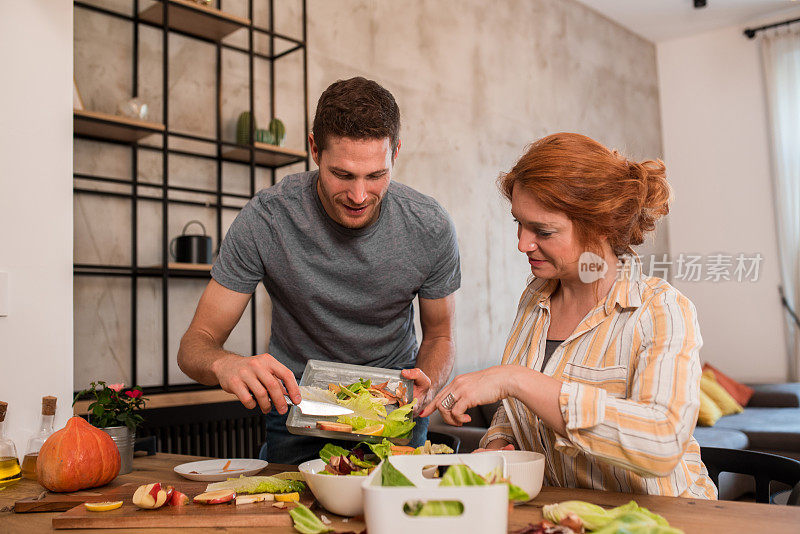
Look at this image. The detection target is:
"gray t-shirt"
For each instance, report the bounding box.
[211,170,461,377]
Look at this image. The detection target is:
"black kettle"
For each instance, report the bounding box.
[170,220,213,264]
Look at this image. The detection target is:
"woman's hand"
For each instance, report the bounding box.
[419,365,514,426]
[473,440,515,453]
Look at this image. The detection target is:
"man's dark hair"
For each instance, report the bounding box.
[312,77,401,155]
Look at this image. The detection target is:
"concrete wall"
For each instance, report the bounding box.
[306,0,665,374]
[656,9,800,382]
[73,0,664,386]
[0,1,73,452]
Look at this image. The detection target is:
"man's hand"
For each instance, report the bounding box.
[211,352,302,415]
[401,368,432,413]
[412,295,456,416]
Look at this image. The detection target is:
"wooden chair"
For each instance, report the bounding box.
[701,447,800,505]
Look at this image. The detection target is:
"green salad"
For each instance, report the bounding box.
[379,460,530,515]
[317,439,454,476]
[327,378,418,438]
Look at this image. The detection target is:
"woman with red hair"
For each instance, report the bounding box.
[421,133,716,499]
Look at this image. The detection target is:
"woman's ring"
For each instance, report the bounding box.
[441,392,456,410]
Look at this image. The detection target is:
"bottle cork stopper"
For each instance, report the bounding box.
[42,396,57,416]
[0,401,7,422]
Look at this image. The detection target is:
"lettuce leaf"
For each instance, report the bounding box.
[441,464,530,502]
[206,475,305,495]
[439,464,488,487]
[382,419,416,438]
[289,503,333,534]
[543,500,611,530]
[507,483,531,502]
[341,390,388,419]
[358,439,394,460]
[544,500,677,532]
[610,501,670,526]
[403,500,464,517]
[336,415,370,430]
[349,454,375,469]
[387,399,417,421]
[591,511,684,534]
[381,458,415,487]
[319,443,350,464]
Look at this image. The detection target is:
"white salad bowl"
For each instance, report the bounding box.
[491,450,545,500]
[298,458,366,516]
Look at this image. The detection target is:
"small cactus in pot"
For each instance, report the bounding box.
[269,118,286,146]
[236,111,257,145]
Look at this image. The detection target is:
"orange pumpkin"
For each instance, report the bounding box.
[36,416,121,492]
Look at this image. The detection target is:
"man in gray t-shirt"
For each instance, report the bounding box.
[178,77,460,464]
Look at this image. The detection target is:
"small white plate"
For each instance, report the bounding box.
[174,459,268,482]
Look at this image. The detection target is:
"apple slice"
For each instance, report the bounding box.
[235,492,274,505]
[168,490,189,506]
[193,489,236,504]
[316,421,353,432]
[133,483,170,509]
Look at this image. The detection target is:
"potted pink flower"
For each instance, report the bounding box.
[73,381,148,474]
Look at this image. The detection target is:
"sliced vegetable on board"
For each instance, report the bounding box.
[206,474,305,494]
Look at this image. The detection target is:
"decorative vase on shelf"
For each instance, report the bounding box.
[255,119,287,146]
[117,97,149,121]
[99,426,135,475]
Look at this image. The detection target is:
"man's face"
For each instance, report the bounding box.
[310,134,398,229]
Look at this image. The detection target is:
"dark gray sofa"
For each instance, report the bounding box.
[711,383,800,460]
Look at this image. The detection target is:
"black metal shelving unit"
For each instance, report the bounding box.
[73,0,309,395]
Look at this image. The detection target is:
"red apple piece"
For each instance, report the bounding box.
[133,483,170,509]
[148,483,160,499]
[193,489,236,504]
[315,421,353,432]
[168,490,189,506]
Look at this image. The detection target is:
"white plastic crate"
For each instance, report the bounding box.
[362,454,510,534]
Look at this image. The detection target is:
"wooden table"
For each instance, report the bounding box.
[2,453,799,533]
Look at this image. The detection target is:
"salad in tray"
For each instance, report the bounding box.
[303,378,417,439]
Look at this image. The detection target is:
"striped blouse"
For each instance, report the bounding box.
[480,256,717,499]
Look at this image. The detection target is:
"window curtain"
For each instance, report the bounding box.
[761,23,800,380]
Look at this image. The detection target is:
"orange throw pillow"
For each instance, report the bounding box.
[702,363,755,406]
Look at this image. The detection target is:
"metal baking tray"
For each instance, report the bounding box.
[285,360,414,445]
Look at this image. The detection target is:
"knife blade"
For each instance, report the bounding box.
[284,395,354,417]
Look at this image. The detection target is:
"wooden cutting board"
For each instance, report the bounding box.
[51,481,314,529]
[14,479,140,513]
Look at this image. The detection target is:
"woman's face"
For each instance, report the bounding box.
[511,184,584,280]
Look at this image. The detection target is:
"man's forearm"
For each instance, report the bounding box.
[177,329,240,386]
[415,335,455,397]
